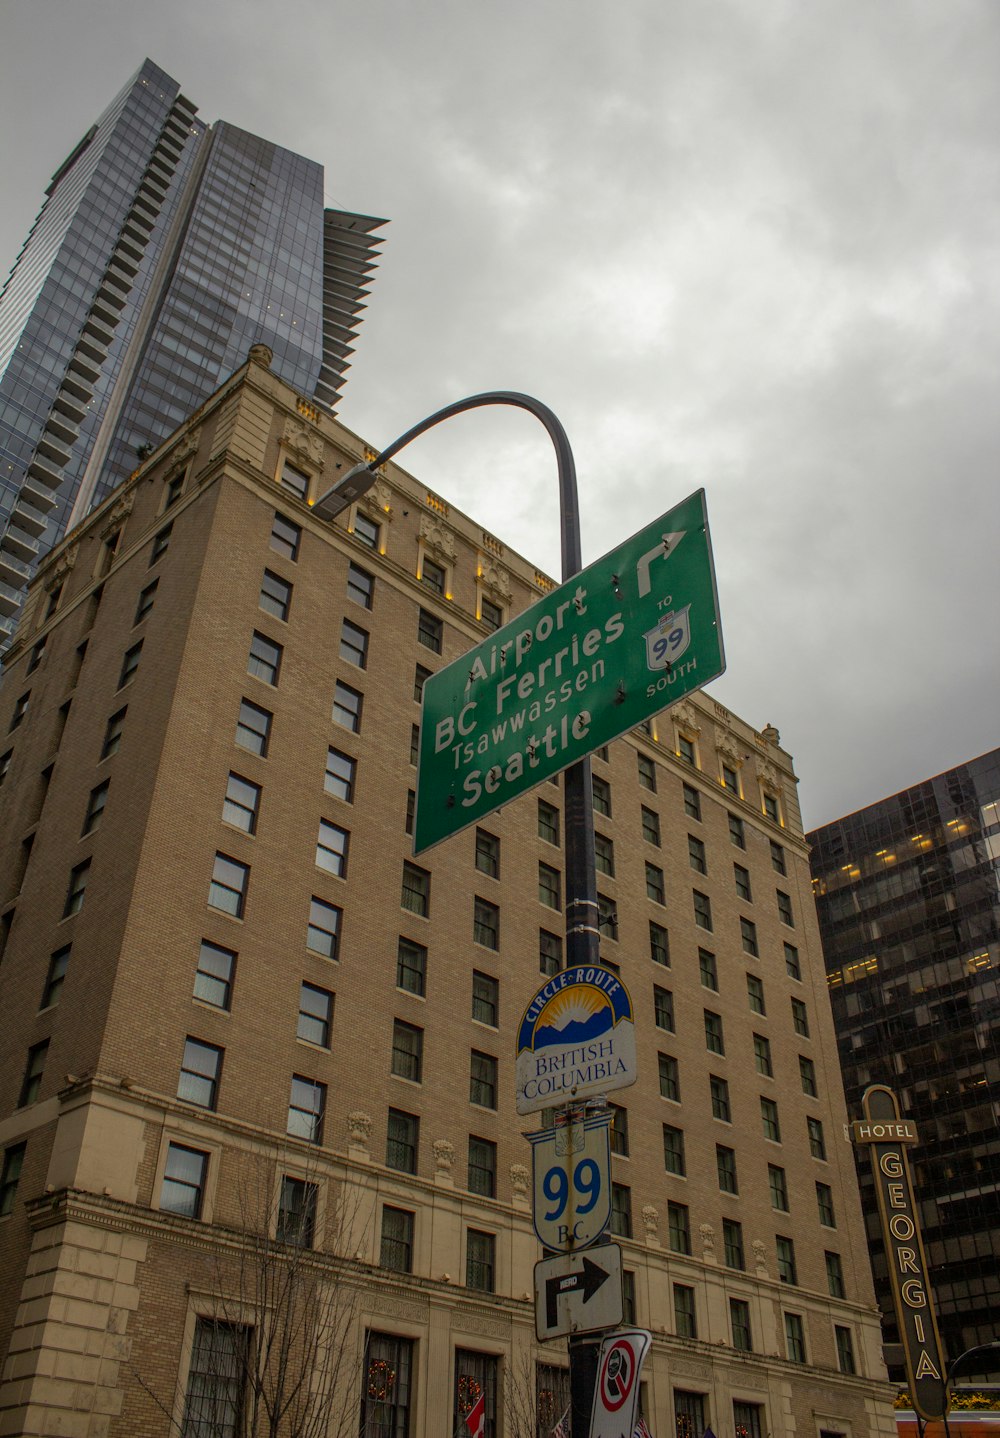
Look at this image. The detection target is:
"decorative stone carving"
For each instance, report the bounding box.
[282,416,325,472]
[346,1111,372,1150]
[716,728,743,765]
[641,1204,659,1238]
[672,700,701,736]
[359,478,393,521]
[760,722,780,746]
[672,1358,712,1379]
[758,761,779,795]
[369,1293,428,1322]
[510,1164,529,1199]
[248,343,273,367]
[433,1139,454,1176]
[44,543,78,591]
[450,1313,511,1338]
[100,489,135,539]
[480,557,512,603]
[420,512,456,564]
[700,1222,716,1261]
[751,1239,769,1278]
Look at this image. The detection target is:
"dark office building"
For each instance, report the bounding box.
[809,750,1000,1368]
[0,58,384,649]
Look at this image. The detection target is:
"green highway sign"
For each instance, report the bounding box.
[414,488,724,853]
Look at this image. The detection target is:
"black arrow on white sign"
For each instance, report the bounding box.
[545,1255,611,1329]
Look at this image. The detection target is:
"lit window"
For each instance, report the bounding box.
[353,513,380,550]
[236,698,271,756]
[761,1097,781,1143]
[340,619,368,669]
[470,1051,498,1109]
[716,1144,738,1194]
[659,1052,680,1101]
[287,1075,326,1143]
[391,1020,423,1082]
[161,1143,208,1218]
[417,608,442,653]
[662,1124,685,1175]
[222,772,260,833]
[333,682,362,732]
[270,512,300,561]
[472,970,499,1026]
[178,1037,223,1109]
[298,983,334,1047]
[324,747,355,802]
[248,631,281,685]
[397,937,426,995]
[259,569,291,621]
[277,1176,317,1246]
[386,1109,419,1172]
[307,897,341,960]
[402,862,430,917]
[194,940,235,1009]
[315,820,349,877]
[208,853,248,917]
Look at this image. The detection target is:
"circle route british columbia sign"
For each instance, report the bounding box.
[516,967,636,1115]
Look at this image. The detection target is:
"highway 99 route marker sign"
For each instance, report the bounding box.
[414,488,724,853]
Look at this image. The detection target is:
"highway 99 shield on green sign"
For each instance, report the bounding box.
[414,488,724,854]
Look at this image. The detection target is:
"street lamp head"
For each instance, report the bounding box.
[309,460,376,521]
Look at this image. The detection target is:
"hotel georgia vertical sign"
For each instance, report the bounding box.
[852,1085,947,1421]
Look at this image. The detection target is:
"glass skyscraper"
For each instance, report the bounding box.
[0,58,385,648]
[809,749,1000,1367]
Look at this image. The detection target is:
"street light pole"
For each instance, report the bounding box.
[312,391,602,1432]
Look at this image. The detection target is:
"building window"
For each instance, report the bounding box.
[474,828,499,879]
[688,834,707,874]
[402,862,430,917]
[480,596,503,631]
[468,1136,497,1197]
[404,792,414,839]
[0,749,12,786]
[649,921,670,967]
[816,1181,835,1227]
[539,929,562,976]
[332,681,363,733]
[621,1270,637,1326]
[640,806,661,846]
[40,946,70,1010]
[386,1109,419,1172]
[770,840,786,874]
[259,569,291,621]
[784,1311,806,1362]
[118,641,143,688]
[730,1301,753,1354]
[248,631,281,685]
[270,512,301,560]
[763,791,781,823]
[209,853,248,918]
[769,1164,789,1211]
[0,1143,27,1218]
[761,1097,781,1142]
[176,1035,223,1109]
[471,969,499,1025]
[277,1176,317,1247]
[723,1218,745,1270]
[363,1333,414,1436]
[538,799,560,845]
[784,943,801,980]
[681,784,700,822]
[728,812,746,849]
[659,1052,680,1102]
[134,580,158,625]
[609,1104,629,1156]
[692,889,712,929]
[717,1144,738,1194]
[391,1020,423,1082]
[539,862,561,910]
[673,1283,696,1338]
[340,619,368,669]
[379,1207,413,1272]
[397,937,426,995]
[413,663,430,702]
[637,753,657,791]
[776,1235,797,1285]
[710,1074,730,1122]
[182,1319,249,1437]
[101,708,128,761]
[194,940,235,1009]
[280,460,309,499]
[18,1041,48,1107]
[353,512,380,550]
[316,820,349,877]
[592,776,612,817]
[799,1055,817,1096]
[662,1124,685,1176]
[287,1075,326,1143]
[704,1010,724,1054]
[235,698,271,756]
[825,1251,845,1298]
[470,1051,498,1109]
[323,747,355,803]
[734,863,752,901]
[598,893,618,939]
[646,863,666,904]
[808,1116,827,1159]
[161,1143,208,1219]
[466,1229,495,1291]
[421,556,446,594]
[791,997,810,1036]
[698,948,718,990]
[776,889,794,926]
[417,608,442,653]
[222,773,260,834]
[737,916,758,956]
[307,897,341,960]
[594,832,615,877]
[298,983,333,1048]
[753,1033,773,1077]
[81,780,110,836]
[747,974,766,1014]
[835,1325,856,1375]
[64,859,91,917]
[721,762,740,796]
[150,524,172,564]
[610,1182,632,1238]
[677,734,697,767]
[667,1201,691,1254]
[654,985,675,1032]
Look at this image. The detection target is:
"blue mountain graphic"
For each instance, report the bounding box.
[534,1007,614,1050]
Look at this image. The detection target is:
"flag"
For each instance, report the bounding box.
[634,1419,654,1438]
[703,1428,718,1438]
[551,1404,571,1438]
[465,1391,486,1438]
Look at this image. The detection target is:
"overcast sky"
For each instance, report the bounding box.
[2,0,998,830]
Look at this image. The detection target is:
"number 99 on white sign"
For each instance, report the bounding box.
[529,1117,612,1253]
[543,1158,600,1223]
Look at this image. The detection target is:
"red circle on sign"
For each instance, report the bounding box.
[600,1340,634,1412]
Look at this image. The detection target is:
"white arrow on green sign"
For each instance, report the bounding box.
[414,488,724,853]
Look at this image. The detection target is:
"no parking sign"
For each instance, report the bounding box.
[590,1329,652,1438]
